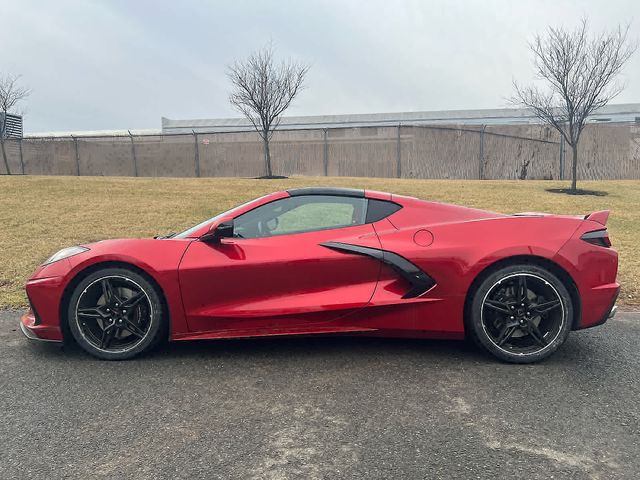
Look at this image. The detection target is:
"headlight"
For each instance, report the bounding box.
[43,246,90,265]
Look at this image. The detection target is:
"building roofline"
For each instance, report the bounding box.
[162,103,640,131]
[24,128,162,138]
[24,103,640,138]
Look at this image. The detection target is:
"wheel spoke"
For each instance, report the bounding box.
[532,299,561,314]
[484,299,511,315]
[121,291,145,309]
[496,325,517,347]
[78,307,103,319]
[518,275,528,303]
[528,323,548,346]
[124,320,146,339]
[100,325,117,349]
[101,279,121,304]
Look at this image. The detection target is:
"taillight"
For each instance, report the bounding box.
[581,229,611,248]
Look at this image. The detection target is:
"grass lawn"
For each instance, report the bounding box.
[0,176,638,308]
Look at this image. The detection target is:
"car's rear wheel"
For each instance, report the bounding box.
[468,264,573,363]
[67,267,165,360]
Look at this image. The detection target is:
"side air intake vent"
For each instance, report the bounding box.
[320,242,436,298]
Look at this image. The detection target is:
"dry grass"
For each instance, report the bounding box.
[1,176,638,308]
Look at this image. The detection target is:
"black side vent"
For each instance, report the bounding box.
[320,242,436,298]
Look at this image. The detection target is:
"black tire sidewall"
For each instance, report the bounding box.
[469,264,573,363]
[67,267,164,360]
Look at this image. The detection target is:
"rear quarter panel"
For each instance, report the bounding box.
[374,215,583,334]
[553,220,619,328]
[380,216,583,296]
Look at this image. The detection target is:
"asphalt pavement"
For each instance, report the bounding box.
[1,309,639,479]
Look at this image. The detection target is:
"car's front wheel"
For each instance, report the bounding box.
[468,264,573,363]
[67,267,165,360]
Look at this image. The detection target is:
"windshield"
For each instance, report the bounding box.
[174,196,269,239]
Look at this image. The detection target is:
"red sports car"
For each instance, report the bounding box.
[20,187,619,363]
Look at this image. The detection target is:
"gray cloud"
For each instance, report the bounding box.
[2,0,638,132]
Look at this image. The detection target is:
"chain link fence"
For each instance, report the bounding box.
[1,122,638,179]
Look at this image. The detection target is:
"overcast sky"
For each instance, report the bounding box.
[2,0,639,133]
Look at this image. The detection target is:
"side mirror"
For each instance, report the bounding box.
[200,220,234,243]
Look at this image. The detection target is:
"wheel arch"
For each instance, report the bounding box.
[463,255,582,334]
[58,261,171,343]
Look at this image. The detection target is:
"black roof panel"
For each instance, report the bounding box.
[287,187,365,198]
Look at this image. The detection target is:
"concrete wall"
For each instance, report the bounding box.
[3,123,639,179]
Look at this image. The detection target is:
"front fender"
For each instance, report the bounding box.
[27,238,193,340]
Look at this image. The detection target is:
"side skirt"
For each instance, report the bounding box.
[173,325,377,342]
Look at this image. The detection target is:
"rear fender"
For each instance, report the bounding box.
[553,218,619,329]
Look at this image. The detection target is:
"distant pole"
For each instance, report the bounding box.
[396,123,402,178]
[128,130,138,177]
[71,135,80,176]
[559,135,565,180]
[322,128,328,176]
[19,138,24,174]
[478,125,486,180]
[193,130,201,177]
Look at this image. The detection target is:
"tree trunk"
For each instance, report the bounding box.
[571,144,578,191]
[0,138,10,175]
[263,136,272,177]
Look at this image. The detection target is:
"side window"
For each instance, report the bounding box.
[365,199,402,223]
[234,195,367,238]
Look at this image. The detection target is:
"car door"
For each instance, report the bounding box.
[178,194,382,334]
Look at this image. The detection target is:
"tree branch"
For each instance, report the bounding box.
[227,44,309,148]
[511,19,636,154]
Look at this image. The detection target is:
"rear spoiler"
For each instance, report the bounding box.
[584,210,610,226]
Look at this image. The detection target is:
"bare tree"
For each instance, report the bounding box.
[227,44,309,177]
[0,74,30,174]
[512,19,636,191]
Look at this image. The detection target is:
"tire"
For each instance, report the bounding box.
[467,263,573,363]
[67,267,166,360]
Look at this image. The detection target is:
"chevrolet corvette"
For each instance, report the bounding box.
[21,187,619,363]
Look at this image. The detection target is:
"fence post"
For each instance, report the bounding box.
[478,125,486,180]
[19,138,24,174]
[396,123,402,178]
[322,128,328,176]
[128,130,138,177]
[193,130,201,177]
[71,135,80,176]
[559,135,565,180]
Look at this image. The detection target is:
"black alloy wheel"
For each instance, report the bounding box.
[67,268,165,360]
[469,264,573,363]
